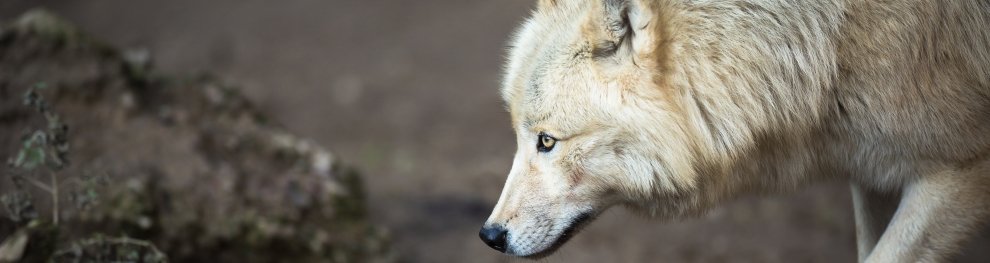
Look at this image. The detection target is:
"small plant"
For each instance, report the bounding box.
[3,83,71,225]
[51,235,167,263]
[0,83,165,262]
[3,83,108,225]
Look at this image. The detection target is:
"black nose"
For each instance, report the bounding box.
[479,225,508,252]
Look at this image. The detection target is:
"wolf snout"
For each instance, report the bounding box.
[478,225,509,252]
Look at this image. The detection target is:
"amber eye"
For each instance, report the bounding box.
[537,132,556,153]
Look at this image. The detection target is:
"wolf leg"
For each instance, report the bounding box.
[866,164,990,262]
[851,182,900,262]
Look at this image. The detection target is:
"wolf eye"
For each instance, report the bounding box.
[537,132,557,152]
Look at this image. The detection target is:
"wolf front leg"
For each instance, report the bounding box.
[851,182,900,262]
[865,165,990,263]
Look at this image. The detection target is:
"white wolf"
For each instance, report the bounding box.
[480,0,990,262]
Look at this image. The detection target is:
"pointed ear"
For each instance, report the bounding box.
[602,0,658,59]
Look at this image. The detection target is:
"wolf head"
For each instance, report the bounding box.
[480,0,704,258]
[480,0,846,258]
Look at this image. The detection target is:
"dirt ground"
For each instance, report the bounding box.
[1,1,987,262]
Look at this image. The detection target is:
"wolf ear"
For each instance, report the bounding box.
[602,0,657,58]
[602,0,631,40]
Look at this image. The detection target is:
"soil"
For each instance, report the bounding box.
[0,10,387,263]
[1,1,988,262]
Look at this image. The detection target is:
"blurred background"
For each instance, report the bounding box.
[0,1,987,262]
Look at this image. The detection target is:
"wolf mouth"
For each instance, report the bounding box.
[522,212,595,259]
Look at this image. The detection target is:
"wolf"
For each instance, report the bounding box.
[479,0,990,262]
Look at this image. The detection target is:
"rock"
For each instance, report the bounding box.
[0,229,29,262]
[0,9,391,263]
[0,221,57,263]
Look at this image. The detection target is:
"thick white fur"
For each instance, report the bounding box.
[484,0,990,261]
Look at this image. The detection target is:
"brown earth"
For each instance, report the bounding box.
[0,10,388,263]
[1,1,988,262]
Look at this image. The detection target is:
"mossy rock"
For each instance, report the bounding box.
[0,9,391,263]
